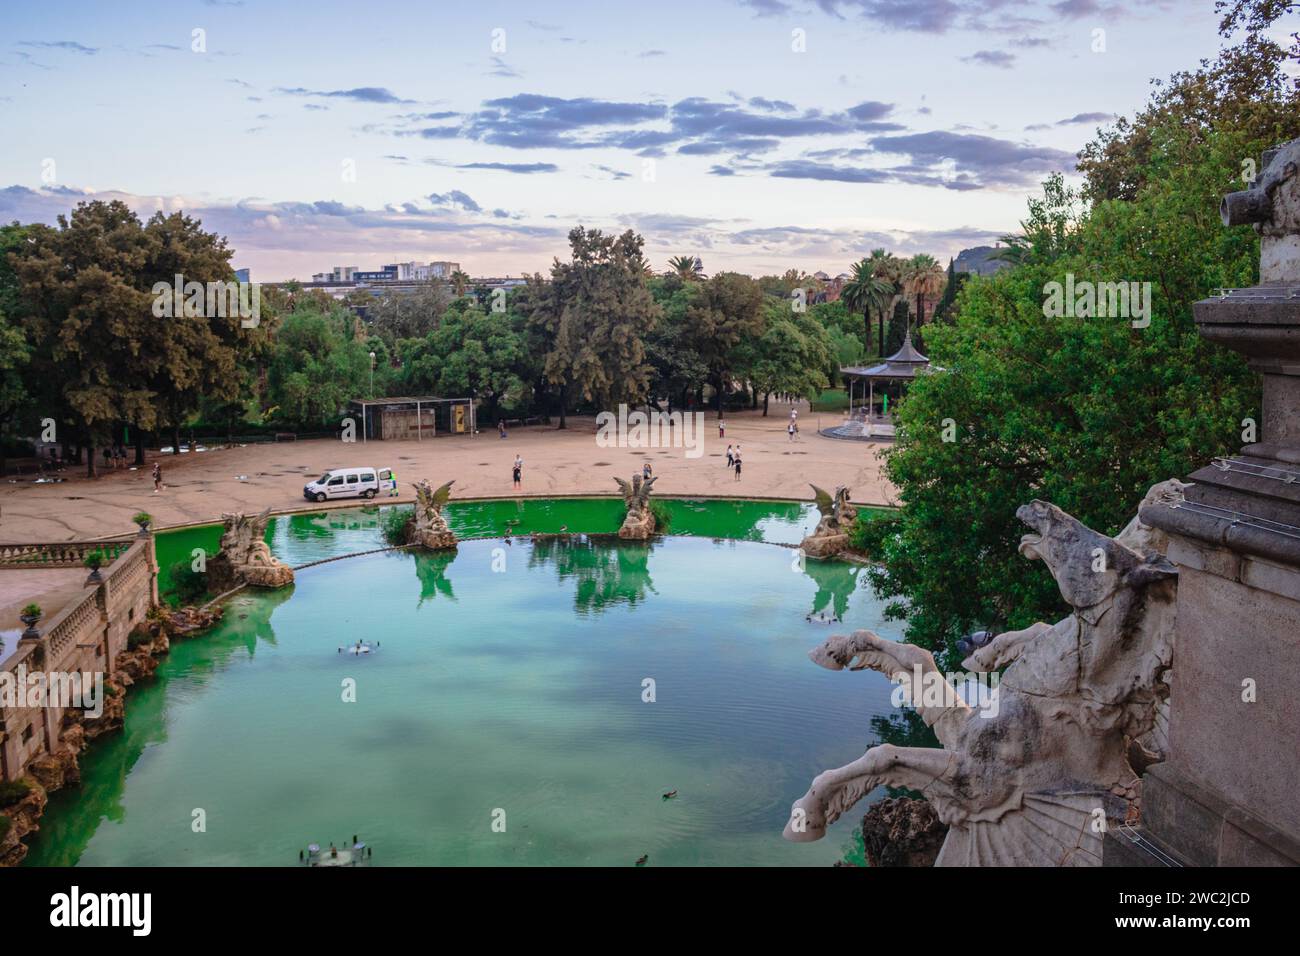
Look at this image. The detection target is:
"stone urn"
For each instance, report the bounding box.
[133,512,152,537]
[19,605,42,641]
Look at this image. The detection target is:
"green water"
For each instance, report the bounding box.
[26,532,903,867]
[153,497,851,597]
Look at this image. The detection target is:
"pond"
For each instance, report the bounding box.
[27,502,912,867]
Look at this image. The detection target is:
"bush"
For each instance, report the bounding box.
[380,507,415,545]
[648,500,672,532]
[83,550,106,570]
[167,559,209,606]
[0,779,32,805]
[132,512,152,526]
[21,603,41,618]
[847,510,896,557]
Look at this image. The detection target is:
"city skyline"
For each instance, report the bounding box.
[0,0,1276,279]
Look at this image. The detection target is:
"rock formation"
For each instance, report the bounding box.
[207,508,294,591]
[409,479,458,550]
[799,484,858,558]
[615,474,657,539]
[860,797,949,867]
[785,481,1183,865]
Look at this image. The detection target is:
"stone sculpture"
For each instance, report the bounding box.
[207,507,294,591]
[785,481,1183,865]
[799,484,858,558]
[410,479,458,550]
[615,474,657,539]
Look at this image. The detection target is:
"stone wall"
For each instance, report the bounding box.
[0,536,158,783]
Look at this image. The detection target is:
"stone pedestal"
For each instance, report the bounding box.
[798,532,850,559]
[617,512,655,540]
[1112,139,1300,867]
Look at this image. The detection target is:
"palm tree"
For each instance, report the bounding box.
[866,248,904,356]
[903,254,946,329]
[840,259,893,357]
[666,255,705,282]
[450,270,470,297]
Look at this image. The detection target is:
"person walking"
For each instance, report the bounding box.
[718,419,725,440]
[498,420,507,439]
[725,444,734,467]
[152,462,162,493]
[788,421,796,442]
[389,468,399,497]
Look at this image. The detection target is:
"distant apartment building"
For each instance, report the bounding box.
[312,261,460,283]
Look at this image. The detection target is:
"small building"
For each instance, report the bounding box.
[347,396,476,441]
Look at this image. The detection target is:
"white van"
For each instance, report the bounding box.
[303,467,387,502]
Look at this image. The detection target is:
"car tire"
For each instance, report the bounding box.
[363,489,376,499]
[315,492,327,502]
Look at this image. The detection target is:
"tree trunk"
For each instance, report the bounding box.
[85,444,96,479]
[171,424,181,455]
[713,374,724,419]
[879,312,886,358]
[556,384,567,429]
[134,429,146,467]
[864,309,872,355]
[762,392,770,416]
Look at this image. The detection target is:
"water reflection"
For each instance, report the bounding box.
[527,535,658,614]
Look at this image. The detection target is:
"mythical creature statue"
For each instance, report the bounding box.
[799,484,858,558]
[410,479,457,550]
[615,474,657,539]
[208,507,294,590]
[785,481,1184,865]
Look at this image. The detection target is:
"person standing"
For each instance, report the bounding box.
[642,461,653,480]
[733,454,742,482]
[389,468,399,497]
[152,462,162,493]
[498,420,507,439]
[718,419,725,440]
[725,444,734,467]
[512,454,523,489]
[788,421,796,442]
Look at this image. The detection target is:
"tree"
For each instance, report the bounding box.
[840,258,893,356]
[902,253,945,328]
[858,16,1296,665]
[741,302,833,414]
[368,281,451,346]
[867,248,904,356]
[14,202,158,476]
[450,270,470,297]
[401,306,525,421]
[265,302,373,428]
[526,227,660,427]
[0,224,34,470]
[665,254,705,282]
[686,271,764,417]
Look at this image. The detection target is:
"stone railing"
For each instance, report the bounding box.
[0,540,132,569]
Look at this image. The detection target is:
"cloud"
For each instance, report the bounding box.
[592,165,632,180]
[1056,111,1116,125]
[963,50,1016,68]
[454,162,559,174]
[428,190,482,213]
[639,49,668,57]
[739,0,794,14]
[18,40,98,55]
[274,86,414,104]
[486,55,521,78]
[868,129,1075,186]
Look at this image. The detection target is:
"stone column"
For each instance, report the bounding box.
[1107,139,1300,867]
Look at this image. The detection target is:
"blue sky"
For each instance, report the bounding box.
[0,0,1260,279]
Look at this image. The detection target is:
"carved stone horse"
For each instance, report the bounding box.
[784,485,1180,865]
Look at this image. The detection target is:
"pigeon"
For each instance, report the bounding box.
[956,630,994,658]
[635,855,648,867]
[662,790,677,801]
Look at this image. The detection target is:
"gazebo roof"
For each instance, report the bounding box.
[840,331,930,380]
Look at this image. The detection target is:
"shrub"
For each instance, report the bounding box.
[0,779,32,805]
[132,512,152,526]
[83,550,106,570]
[380,507,415,545]
[167,559,209,606]
[21,603,42,618]
[648,500,672,532]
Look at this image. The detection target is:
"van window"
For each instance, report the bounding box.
[346,474,359,484]
[316,474,332,484]
[378,469,391,480]
[361,473,375,483]
[328,476,344,486]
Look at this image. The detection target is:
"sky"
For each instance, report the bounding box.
[0,0,1265,280]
